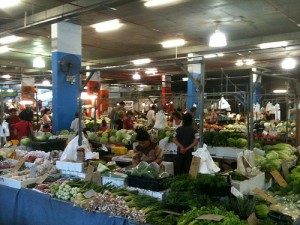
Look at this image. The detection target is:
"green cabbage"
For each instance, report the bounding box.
[109,135,116,143]
[88,132,97,141]
[20,137,32,146]
[266,151,279,160]
[100,136,108,144]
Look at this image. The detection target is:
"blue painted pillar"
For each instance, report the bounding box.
[187,53,201,117]
[51,22,81,133]
[252,70,262,105]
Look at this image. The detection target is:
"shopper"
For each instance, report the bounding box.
[99,119,108,131]
[109,101,126,129]
[146,104,156,128]
[41,108,51,132]
[6,108,20,140]
[14,113,33,141]
[123,110,134,130]
[70,112,86,134]
[19,105,34,122]
[172,110,182,129]
[173,113,199,175]
[115,111,124,130]
[132,130,163,167]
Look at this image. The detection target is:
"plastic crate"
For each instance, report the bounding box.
[31,139,67,152]
[127,175,167,192]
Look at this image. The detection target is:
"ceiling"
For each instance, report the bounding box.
[0,0,300,95]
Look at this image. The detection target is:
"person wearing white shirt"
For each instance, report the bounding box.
[70,112,86,134]
[146,105,156,128]
[172,110,182,129]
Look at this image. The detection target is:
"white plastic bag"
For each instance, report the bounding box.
[60,134,92,162]
[159,137,169,151]
[153,110,168,130]
[192,144,220,174]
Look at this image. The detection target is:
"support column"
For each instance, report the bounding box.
[252,68,262,105]
[187,53,201,117]
[161,75,173,113]
[87,71,100,117]
[51,22,81,133]
[99,83,109,115]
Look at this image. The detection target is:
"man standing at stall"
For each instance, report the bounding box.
[109,101,126,129]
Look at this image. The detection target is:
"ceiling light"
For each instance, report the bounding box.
[259,41,288,49]
[132,73,141,80]
[235,60,244,66]
[144,0,178,7]
[161,39,186,48]
[42,80,51,86]
[145,68,157,74]
[0,46,9,53]
[7,89,13,92]
[182,77,188,81]
[217,53,224,57]
[0,35,20,44]
[209,29,227,47]
[281,57,296,70]
[245,59,255,65]
[93,19,122,32]
[0,0,20,8]
[132,58,151,65]
[1,74,11,79]
[273,89,287,94]
[33,57,45,68]
[204,54,216,59]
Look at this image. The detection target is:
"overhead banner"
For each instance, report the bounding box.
[21,77,35,102]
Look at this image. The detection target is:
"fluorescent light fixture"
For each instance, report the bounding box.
[281,57,296,70]
[161,39,186,48]
[209,30,227,47]
[144,0,178,7]
[182,77,188,81]
[93,19,122,32]
[273,89,287,93]
[245,59,255,65]
[132,72,141,80]
[0,35,20,44]
[145,68,157,74]
[0,46,9,53]
[204,54,216,59]
[1,74,11,79]
[7,89,13,92]
[217,53,224,57]
[0,0,20,8]
[235,60,244,66]
[132,58,151,65]
[33,57,45,68]
[42,80,51,86]
[19,100,33,105]
[259,41,288,49]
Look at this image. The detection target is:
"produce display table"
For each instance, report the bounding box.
[0,185,134,225]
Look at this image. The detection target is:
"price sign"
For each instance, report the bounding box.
[247,213,258,225]
[12,157,26,171]
[84,164,95,182]
[271,170,287,187]
[83,189,97,198]
[196,215,224,221]
[37,173,49,184]
[189,156,201,178]
[163,211,182,216]
[252,188,277,204]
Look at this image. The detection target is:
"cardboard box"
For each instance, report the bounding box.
[160,161,174,175]
[231,172,266,194]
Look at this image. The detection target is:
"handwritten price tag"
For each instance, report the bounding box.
[271,170,287,187]
[84,164,94,182]
[37,173,49,184]
[12,157,26,171]
[252,188,277,204]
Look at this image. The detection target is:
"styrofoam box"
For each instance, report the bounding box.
[231,172,265,194]
[126,186,168,200]
[215,147,244,158]
[56,161,84,172]
[164,143,177,153]
[0,177,38,189]
[102,175,127,187]
[61,171,86,178]
[207,146,218,155]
